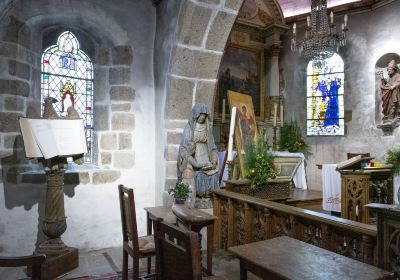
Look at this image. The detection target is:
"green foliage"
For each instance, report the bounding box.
[386,148,400,175]
[169,181,191,199]
[243,136,277,191]
[279,120,310,153]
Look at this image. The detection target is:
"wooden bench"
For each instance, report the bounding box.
[229,236,393,280]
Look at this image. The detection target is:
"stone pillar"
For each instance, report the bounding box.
[268,45,281,98]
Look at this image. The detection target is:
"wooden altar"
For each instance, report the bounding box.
[337,156,393,224]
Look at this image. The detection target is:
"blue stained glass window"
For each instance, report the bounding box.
[41,31,94,162]
[306,53,344,136]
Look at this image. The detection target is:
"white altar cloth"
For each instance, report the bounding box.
[322,164,341,212]
[272,151,308,190]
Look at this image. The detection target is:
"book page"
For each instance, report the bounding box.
[29,119,59,159]
[19,118,42,158]
[20,119,87,159]
[50,119,87,156]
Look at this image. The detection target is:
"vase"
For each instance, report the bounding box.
[175,198,186,204]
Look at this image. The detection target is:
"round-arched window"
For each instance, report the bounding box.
[41,31,94,162]
[306,53,344,136]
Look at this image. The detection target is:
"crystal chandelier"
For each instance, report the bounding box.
[291,0,348,66]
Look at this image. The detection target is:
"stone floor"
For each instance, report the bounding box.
[1,247,261,279]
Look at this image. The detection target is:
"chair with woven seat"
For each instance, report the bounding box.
[0,253,46,280]
[154,218,224,280]
[118,184,156,280]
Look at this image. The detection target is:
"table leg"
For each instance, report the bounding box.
[240,260,247,280]
[146,212,153,274]
[147,212,152,235]
[207,223,214,276]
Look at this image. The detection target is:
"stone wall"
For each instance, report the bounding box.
[0,0,156,255]
[280,0,400,190]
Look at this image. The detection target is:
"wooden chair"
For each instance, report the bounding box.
[154,218,223,280]
[0,253,46,280]
[118,185,156,280]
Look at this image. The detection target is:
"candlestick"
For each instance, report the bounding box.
[222,98,226,123]
[293,23,296,35]
[307,16,310,28]
[273,103,277,127]
[227,107,237,162]
[330,11,334,25]
[280,101,283,127]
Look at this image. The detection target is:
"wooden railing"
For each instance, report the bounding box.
[213,190,378,266]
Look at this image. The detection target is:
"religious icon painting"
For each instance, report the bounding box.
[228,90,259,175]
[306,53,345,136]
[217,44,264,120]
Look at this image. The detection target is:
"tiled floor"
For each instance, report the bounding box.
[1,247,261,279]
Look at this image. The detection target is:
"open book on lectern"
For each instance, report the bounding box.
[19,118,87,159]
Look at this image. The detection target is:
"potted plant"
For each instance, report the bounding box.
[243,136,277,193]
[279,119,310,154]
[386,148,400,175]
[169,181,191,204]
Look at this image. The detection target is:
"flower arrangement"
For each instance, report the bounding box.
[169,181,191,202]
[386,148,400,175]
[243,136,277,191]
[279,120,310,154]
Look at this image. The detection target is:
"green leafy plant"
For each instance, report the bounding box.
[169,181,191,200]
[386,148,400,175]
[243,136,277,191]
[279,120,310,153]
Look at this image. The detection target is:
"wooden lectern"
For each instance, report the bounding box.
[19,118,87,279]
[337,155,393,224]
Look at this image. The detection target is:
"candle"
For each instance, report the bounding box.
[273,103,277,127]
[341,23,345,31]
[330,11,334,25]
[307,16,310,28]
[344,14,348,27]
[292,23,296,35]
[356,205,359,217]
[280,102,283,127]
[227,107,237,162]
[222,98,226,123]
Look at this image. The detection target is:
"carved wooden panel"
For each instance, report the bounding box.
[213,190,378,267]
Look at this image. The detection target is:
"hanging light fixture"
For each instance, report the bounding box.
[291,0,348,66]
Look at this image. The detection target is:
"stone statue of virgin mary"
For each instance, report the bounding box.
[177,104,219,207]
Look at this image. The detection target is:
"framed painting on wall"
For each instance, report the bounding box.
[228,90,259,176]
[217,44,264,120]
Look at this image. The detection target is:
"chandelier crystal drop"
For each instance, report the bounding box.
[291,0,348,67]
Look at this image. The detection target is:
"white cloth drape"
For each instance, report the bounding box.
[322,164,341,212]
[272,151,308,190]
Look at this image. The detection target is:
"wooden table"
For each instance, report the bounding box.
[229,236,392,280]
[144,205,216,275]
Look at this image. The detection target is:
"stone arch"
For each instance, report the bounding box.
[161,0,284,195]
[375,52,400,124]
[161,0,246,194]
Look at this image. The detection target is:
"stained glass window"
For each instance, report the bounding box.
[307,53,344,136]
[41,31,94,162]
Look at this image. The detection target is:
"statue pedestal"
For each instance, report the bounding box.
[377,118,400,135]
[37,168,79,279]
